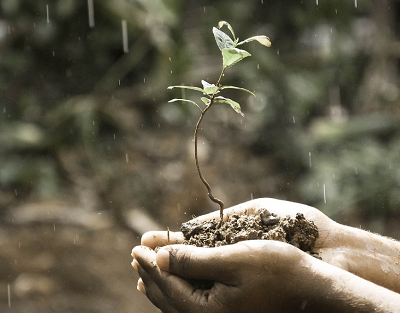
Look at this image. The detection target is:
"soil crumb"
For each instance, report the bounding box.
[181,208,319,255]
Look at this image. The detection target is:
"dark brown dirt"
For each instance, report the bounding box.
[181,208,319,256]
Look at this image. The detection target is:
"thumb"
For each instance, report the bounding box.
[156,244,241,283]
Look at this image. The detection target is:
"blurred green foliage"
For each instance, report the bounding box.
[1,0,400,225]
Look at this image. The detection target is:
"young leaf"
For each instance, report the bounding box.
[201,97,211,106]
[168,85,205,94]
[214,96,244,117]
[212,27,235,51]
[168,98,203,112]
[201,80,219,95]
[222,48,251,69]
[237,35,272,47]
[217,21,236,41]
[220,85,256,97]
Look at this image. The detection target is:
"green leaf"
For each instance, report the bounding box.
[220,85,256,97]
[217,21,236,41]
[214,96,244,117]
[212,27,235,51]
[222,48,251,68]
[168,98,203,112]
[168,85,205,94]
[201,80,219,95]
[237,35,271,47]
[201,97,211,106]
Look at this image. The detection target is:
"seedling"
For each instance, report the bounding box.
[168,21,271,225]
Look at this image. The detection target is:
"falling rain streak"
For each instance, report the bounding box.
[309,152,312,167]
[8,284,11,308]
[88,0,95,28]
[46,5,49,23]
[323,184,326,203]
[122,20,129,53]
[355,0,358,8]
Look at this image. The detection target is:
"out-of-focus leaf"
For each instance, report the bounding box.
[222,48,251,69]
[0,122,45,150]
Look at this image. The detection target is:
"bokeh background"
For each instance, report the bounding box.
[1,0,400,312]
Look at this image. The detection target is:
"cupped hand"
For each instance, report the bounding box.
[132,238,324,313]
[140,198,348,269]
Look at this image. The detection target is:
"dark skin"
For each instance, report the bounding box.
[132,198,400,313]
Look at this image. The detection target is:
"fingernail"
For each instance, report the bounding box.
[156,249,170,270]
[137,278,146,295]
[131,259,139,270]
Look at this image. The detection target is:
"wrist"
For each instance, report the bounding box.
[296,254,400,312]
[328,224,400,293]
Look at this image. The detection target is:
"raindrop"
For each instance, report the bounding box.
[316,0,318,5]
[88,0,95,28]
[354,0,357,8]
[293,116,296,123]
[14,189,17,196]
[168,57,172,61]
[125,153,129,163]
[113,134,116,139]
[52,50,55,57]
[144,77,146,83]
[323,184,326,203]
[7,284,11,308]
[257,63,260,70]
[46,5,50,23]
[204,7,206,12]
[309,152,312,167]
[261,0,263,3]
[250,193,254,200]
[122,20,129,53]
[53,223,56,231]
[118,79,121,85]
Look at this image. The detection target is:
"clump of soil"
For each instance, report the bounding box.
[181,208,319,256]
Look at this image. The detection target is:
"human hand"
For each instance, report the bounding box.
[132,198,400,312]
[132,238,324,313]
[140,198,345,268]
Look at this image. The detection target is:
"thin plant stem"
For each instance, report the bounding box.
[193,69,226,226]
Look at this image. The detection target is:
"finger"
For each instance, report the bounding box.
[132,246,161,277]
[138,268,180,313]
[132,259,139,271]
[156,244,248,283]
[137,278,146,295]
[137,250,213,313]
[141,231,184,249]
